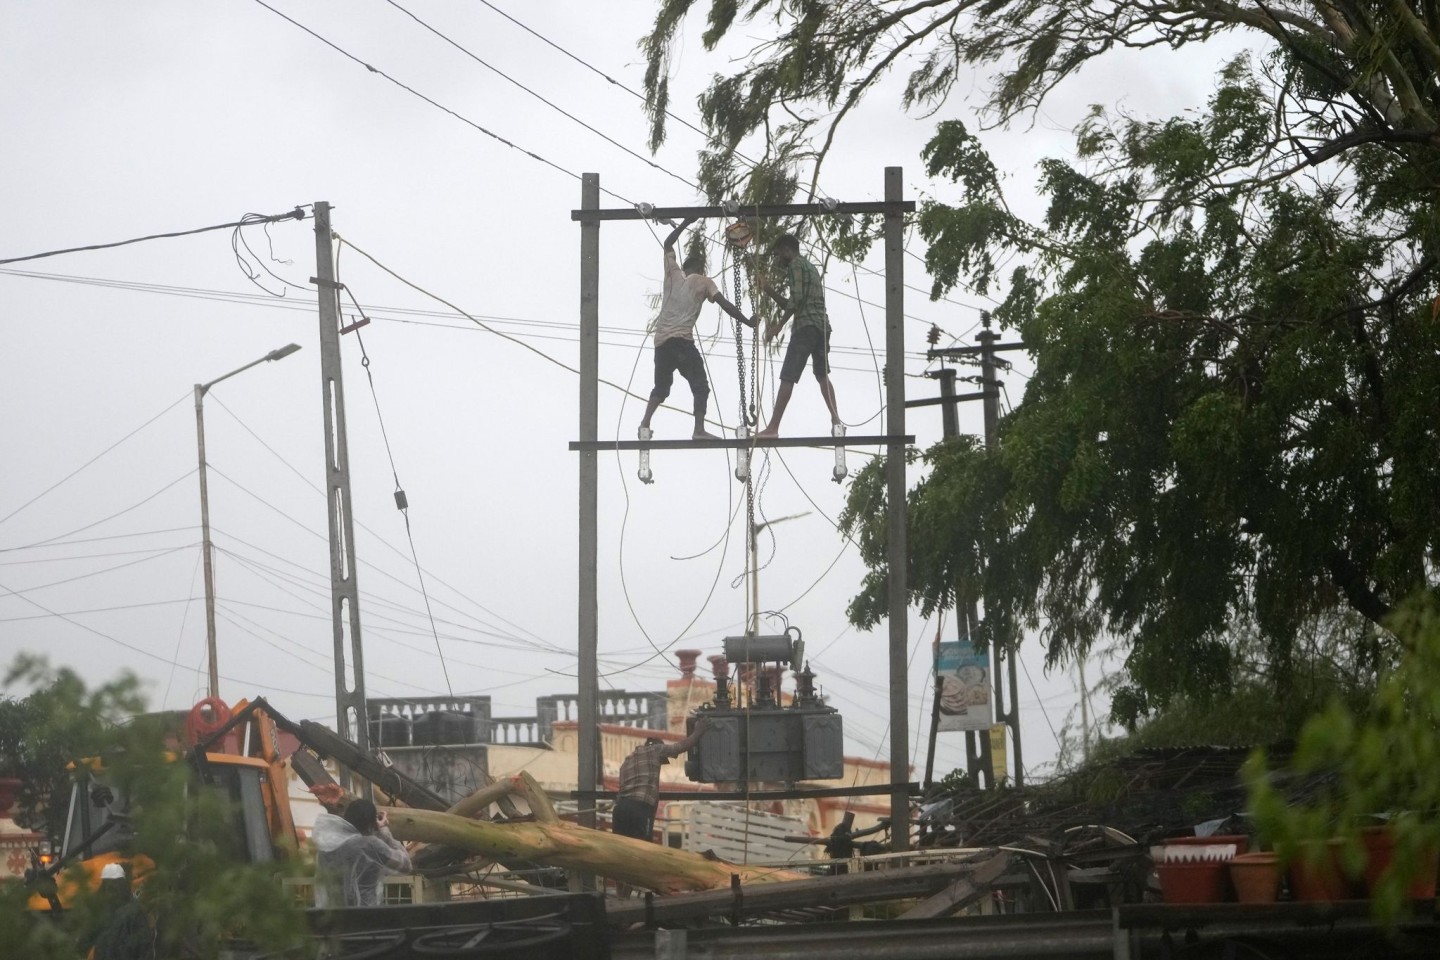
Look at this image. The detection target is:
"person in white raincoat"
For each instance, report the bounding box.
[311,798,412,907]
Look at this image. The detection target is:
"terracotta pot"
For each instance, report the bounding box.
[1157,861,1230,903]
[1154,835,1251,862]
[1229,852,1280,904]
[1289,839,1351,902]
[1360,825,1439,900]
[1152,834,1250,904]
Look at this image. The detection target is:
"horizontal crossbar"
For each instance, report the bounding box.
[904,391,994,408]
[568,434,912,452]
[928,341,1028,357]
[571,201,915,222]
[572,781,920,802]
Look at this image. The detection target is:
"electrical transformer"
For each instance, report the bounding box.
[684,629,844,784]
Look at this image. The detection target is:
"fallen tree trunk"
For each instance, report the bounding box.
[384,804,805,895]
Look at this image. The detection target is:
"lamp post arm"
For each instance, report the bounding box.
[193,342,302,700]
[198,343,302,395]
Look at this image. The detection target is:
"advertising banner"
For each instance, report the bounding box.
[936,641,993,732]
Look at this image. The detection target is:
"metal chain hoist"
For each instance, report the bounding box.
[732,254,754,428]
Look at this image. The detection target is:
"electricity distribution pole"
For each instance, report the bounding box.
[312,202,371,793]
[906,349,993,788]
[917,313,1029,788]
[571,169,917,851]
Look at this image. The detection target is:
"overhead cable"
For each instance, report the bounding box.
[0,207,306,266]
[248,0,634,205]
[383,0,697,190]
[0,393,188,530]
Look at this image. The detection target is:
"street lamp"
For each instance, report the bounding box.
[195,343,302,699]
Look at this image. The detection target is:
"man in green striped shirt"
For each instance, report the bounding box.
[757,234,841,437]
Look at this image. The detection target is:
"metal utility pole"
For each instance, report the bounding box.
[884,167,910,851]
[747,512,810,636]
[312,202,370,792]
[924,326,1029,788]
[578,175,600,837]
[918,366,990,790]
[568,175,916,852]
[920,367,955,791]
[194,343,302,700]
[977,311,1023,787]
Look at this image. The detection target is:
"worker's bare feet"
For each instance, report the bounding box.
[692,429,719,440]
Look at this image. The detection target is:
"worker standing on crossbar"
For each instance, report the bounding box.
[639,217,755,440]
[757,234,841,437]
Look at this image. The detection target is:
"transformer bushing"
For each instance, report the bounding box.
[685,628,844,784]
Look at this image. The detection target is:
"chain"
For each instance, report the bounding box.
[732,255,754,427]
[743,255,759,425]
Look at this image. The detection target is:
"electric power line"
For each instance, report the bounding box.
[0,393,189,530]
[382,0,698,192]
[248,0,635,206]
[0,208,307,266]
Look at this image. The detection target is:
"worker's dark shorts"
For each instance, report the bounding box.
[613,796,657,842]
[780,324,830,383]
[651,337,709,401]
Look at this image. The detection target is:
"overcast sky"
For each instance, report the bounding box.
[1,2,1242,782]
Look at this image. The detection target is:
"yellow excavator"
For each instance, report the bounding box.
[26,696,299,911]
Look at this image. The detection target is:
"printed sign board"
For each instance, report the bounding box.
[936,641,993,732]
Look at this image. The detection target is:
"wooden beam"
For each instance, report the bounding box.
[568,434,911,452]
[903,391,994,408]
[572,782,921,802]
[897,852,1011,919]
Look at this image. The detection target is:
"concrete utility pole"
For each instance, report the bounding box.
[194,343,302,700]
[577,174,600,842]
[917,366,990,790]
[977,312,1023,788]
[923,321,1030,788]
[312,202,370,793]
[884,167,910,850]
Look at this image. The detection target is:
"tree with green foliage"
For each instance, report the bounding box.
[646,2,1440,721]
[0,658,304,959]
[1246,599,1440,923]
[0,657,143,844]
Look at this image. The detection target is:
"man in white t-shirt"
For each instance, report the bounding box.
[640,216,755,439]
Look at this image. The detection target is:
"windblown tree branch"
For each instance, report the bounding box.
[643,1,1440,204]
[651,1,1440,723]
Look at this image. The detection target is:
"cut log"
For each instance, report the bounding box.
[446,777,527,823]
[383,806,804,895]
